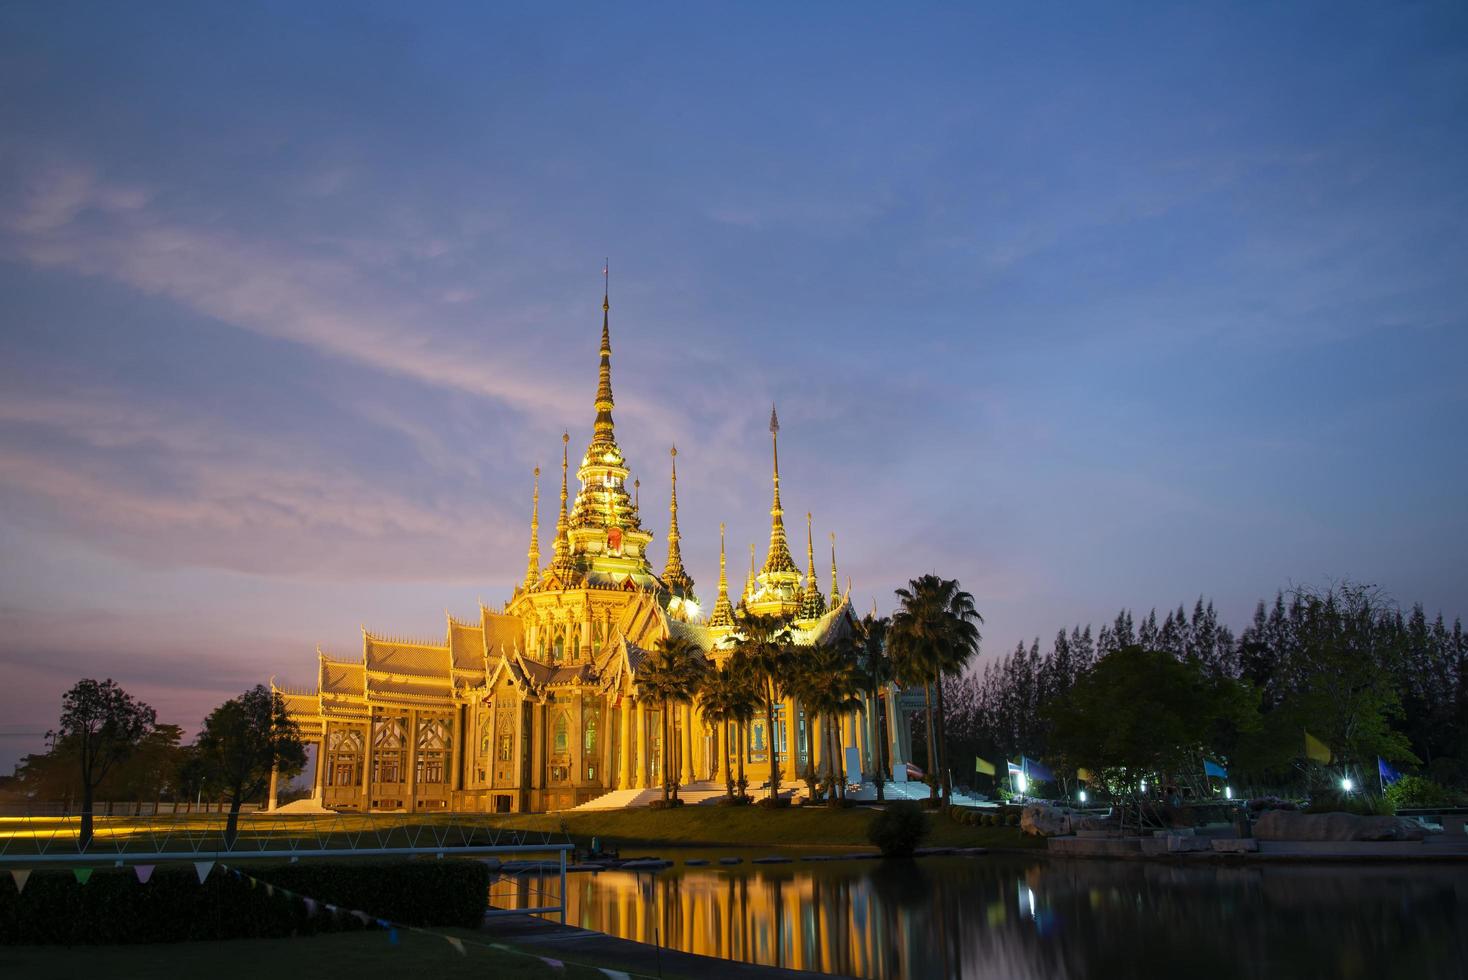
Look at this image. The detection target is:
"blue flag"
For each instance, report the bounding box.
[1204,759,1227,779]
[1378,757,1403,786]
[1022,756,1055,782]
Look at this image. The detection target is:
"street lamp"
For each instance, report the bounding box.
[1340,777,1354,793]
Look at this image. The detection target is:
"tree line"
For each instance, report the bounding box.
[2,681,304,847]
[943,581,1468,798]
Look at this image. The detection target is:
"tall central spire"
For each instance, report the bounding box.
[662,445,694,596]
[761,404,798,576]
[591,260,617,453]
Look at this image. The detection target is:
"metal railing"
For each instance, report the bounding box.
[0,810,572,922]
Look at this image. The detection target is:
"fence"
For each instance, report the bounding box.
[0,810,571,921]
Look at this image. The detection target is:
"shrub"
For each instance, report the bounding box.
[648,798,685,810]
[757,796,791,809]
[867,802,928,857]
[1385,776,1460,810]
[1303,792,1394,817]
[0,859,489,945]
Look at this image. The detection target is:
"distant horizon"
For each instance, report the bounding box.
[3,3,1465,772]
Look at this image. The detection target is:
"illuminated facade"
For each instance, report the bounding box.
[275,285,905,812]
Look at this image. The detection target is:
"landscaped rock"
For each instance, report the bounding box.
[1020,804,1107,837]
[718,857,743,865]
[683,858,709,866]
[1253,810,1433,842]
[752,856,793,864]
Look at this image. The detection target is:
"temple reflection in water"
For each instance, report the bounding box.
[492,854,1468,979]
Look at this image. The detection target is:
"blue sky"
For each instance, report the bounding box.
[1,3,1465,769]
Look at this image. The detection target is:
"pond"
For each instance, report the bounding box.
[490,850,1468,978]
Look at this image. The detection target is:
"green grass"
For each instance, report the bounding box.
[0,927,605,979]
[479,804,1046,851]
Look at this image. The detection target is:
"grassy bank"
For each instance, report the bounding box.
[0,927,601,979]
[480,804,1045,852]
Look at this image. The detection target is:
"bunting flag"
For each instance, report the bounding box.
[10,869,30,894]
[600,971,632,980]
[303,897,318,916]
[539,956,565,970]
[194,861,214,884]
[1203,759,1228,779]
[265,883,275,897]
[1006,760,1023,776]
[134,864,155,884]
[1304,731,1332,764]
[353,911,372,925]
[1378,757,1404,787]
[1076,768,1092,782]
[975,756,996,776]
[73,868,93,885]
[387,927,399,945]
[446,935,466,956]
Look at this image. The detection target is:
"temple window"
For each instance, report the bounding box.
[326,729,363,787]
[584,706,600,780]
[415,718,450,785]
[372,716,406,783]
[553,712,569,754]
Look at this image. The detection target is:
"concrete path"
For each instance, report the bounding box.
[482,912,838,978]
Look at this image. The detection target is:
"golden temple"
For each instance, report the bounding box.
[274,281,908,812]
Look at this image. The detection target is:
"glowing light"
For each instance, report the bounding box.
[1077,790,1087,803]
[1014,772,1028,794]
[684,599,701,618]
[1341,777,1354,793]
[1140,779,1147,793]
[1224,785,1232,800]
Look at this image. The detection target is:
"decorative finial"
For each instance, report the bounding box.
[551,434,572,575]
[633,478,640,511]
[663,444,693,596]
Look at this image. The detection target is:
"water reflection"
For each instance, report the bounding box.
[491,854,1468,978]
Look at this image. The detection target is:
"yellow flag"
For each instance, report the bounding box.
[1077,767,1092,783]
[1304,731,1332,764]
[975,756,996,776]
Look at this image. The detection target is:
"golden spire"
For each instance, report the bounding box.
[591,261,617,452]
[523,466,541,591]
[663,446,694,595]
[709,521,734,627]
[744,542,757,601]
[551,433,572,575]
[798,512,827,619]
[761,404,798,576]
[830,531,840,608]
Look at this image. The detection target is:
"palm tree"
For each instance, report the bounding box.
[785,645,825,800]
[803,638,865,804]
[857,613,894,802]
[697,654,759,800]
[735,614,795,802]
[639,634,709,804]
[889,575,982,803]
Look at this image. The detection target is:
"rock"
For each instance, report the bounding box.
[1165,834,1211,853]
[752,856,793,864]
[621,858,671,869]
[1211,838,1259,853]
[683,858,709,866]
[1020,804,1107,837]
[718,857,743,865]
[1253,810,1433,842]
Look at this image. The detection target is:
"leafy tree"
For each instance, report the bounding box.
[638,635,710,803]
[50,679,156,848]
[890,575,982,802]
[195,685,305,846]
[1046,645,1260,825]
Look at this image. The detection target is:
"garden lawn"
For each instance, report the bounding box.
[0,927,604,979]
[480,804,1045,851]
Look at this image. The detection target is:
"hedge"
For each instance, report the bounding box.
[0,859,490,945]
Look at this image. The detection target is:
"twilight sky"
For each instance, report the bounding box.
[1,3,1465,770]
